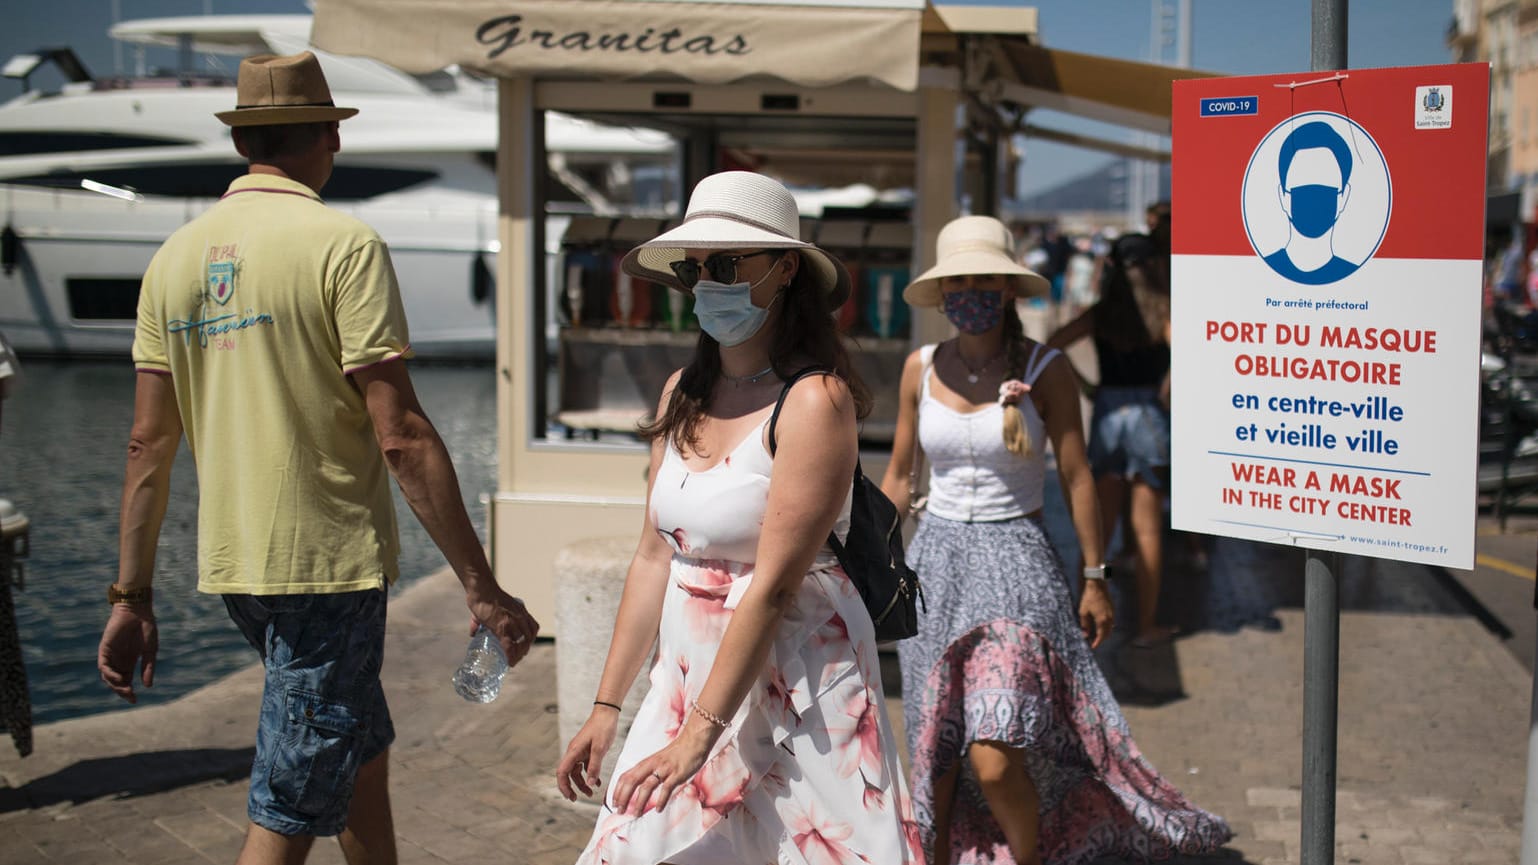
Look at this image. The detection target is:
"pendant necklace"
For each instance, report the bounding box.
[724,364,775,387]
[957,349,1002,384]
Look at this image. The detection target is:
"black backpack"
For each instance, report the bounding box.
[768,369,923,641]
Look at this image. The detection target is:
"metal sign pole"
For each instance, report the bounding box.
[1302,8,1346,865]
[1301,549,1341,864]
[1522,549,1538,865]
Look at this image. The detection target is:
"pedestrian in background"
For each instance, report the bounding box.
[1050,232,1176,646]
[557,171,919,865]
[96,52,537,865]
[882,215,1229,864]
[0,327,25,759]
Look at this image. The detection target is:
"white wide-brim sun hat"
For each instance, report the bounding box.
[622,171,852,308]
[903,215,1051,307]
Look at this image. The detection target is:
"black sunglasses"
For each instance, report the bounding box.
[668,250,778,290]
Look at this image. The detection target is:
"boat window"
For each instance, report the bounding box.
[324,166,439,199]
[66,277,140,321]
[5,163,439,200]
[0,131,193,156]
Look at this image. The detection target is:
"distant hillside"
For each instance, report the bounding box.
[1012,159,1172,217]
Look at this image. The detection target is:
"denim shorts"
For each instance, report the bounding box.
[1088,385,1171,489]
[224,589,394,837]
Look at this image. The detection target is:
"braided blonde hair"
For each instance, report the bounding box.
[1000,298,1032,457]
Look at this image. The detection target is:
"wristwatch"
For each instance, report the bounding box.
[107,584,153,605]
[1082,564,1108,582]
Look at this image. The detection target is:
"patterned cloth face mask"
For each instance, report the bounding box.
[942,288,1005,334]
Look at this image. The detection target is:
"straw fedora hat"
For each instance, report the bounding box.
[903,215,1050,307]
[622,171,851,308]
[216,52,358,127]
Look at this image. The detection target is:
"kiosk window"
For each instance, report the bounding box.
[543,212,912,447]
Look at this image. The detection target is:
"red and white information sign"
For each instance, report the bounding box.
[1170,63,1489,569]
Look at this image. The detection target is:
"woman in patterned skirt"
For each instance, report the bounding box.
[879,215,1231,865]
[556,171,920,865]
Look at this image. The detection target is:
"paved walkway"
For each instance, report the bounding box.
[0,530,1531,865]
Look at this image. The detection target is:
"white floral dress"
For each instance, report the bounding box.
[576,415,922,865]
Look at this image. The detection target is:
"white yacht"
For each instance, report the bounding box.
[0,15,677,358]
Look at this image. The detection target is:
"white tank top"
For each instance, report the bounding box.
[650,413,851,565]
[919,342,1058,523]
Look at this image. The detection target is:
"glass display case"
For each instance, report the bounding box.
[542,205,917,446]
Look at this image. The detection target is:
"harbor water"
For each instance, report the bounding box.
[0,360,498,724]
[1,358,1106,728]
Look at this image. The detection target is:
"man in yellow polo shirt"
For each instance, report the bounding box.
[95,51,538,864]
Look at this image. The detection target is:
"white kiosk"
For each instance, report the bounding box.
[310,0,1211,632]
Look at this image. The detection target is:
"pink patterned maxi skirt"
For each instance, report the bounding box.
[897,515,1233,864]
[576,556,922,865]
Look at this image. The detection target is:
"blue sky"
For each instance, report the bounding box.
[3,0,1458,194]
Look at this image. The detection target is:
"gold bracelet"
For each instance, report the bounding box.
[689,699,729,729]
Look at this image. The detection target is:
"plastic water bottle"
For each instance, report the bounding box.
[452,625,507,703]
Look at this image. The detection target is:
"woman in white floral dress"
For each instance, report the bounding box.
[555,171,921,865]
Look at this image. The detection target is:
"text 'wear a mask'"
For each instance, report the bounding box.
[691,263,784,347]
[943,288,1005,335]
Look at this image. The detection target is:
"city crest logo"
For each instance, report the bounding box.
[1414,84,1452,129]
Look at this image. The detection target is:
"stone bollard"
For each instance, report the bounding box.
[554,536,653,789]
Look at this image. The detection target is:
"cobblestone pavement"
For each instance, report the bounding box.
[1,530,1530,864]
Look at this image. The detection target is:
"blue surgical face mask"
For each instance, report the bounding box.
[1287,184,1341,238]
[691,265,782,347]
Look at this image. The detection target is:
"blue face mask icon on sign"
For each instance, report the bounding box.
[1244,111,1390,287]
[1285,184,1343,238]
[1259,119,1365,286]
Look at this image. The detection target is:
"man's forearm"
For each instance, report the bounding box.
[117,440,176,588]
[385,427,494,594]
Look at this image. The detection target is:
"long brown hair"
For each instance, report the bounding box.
[1093,244,1169,353]
[639,254,872,452]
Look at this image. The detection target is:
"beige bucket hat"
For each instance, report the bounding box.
[903,215,1050,307]
[216,52,358,127]
[622,171,852,308]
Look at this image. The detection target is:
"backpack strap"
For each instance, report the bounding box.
[767,367,835,456]
[766,366,857,570]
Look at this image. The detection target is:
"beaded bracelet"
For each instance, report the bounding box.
[690,699,730,728]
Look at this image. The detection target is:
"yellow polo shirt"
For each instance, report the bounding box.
[133,174,412,595]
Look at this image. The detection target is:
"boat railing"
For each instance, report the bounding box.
[6,44,236,96]
[91,74,234,91]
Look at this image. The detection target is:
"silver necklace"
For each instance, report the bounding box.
[957,350,1003,384]
[723,364,775,387]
